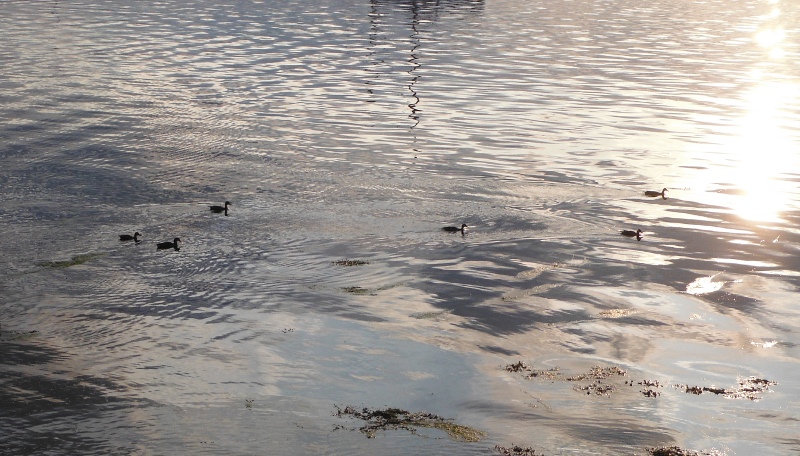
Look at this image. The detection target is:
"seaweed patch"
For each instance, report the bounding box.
[334,405,486,442]
[410,310,451,320]
[494,444,542,455]
[505,362,627,397]
[0,328,39,342]
[37,253,104,269]
[341,282,406,295]
[676,376,776,401]
[505,360,775,401]
[647,446,726,456]
[504,361,561,380]
[333,259,370,266]
[505,362,655,397]
[342,286,370,294]
[598,308,640,319]
[565,365,627,381]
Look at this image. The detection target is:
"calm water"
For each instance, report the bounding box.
[2,0,800,454]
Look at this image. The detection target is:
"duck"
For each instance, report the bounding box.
[442,223,468,233]
[620,229,643,241]
[210,201,231,215]
[644,188,668,199]
[119,232,141,242]
[157,238,182,250]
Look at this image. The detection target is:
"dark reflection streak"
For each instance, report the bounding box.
[407,2,423,131]
[406,2,424,159]
[365,1,380,102]
[370,0,484,157]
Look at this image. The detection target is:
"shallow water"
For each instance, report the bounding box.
[2,0,800,454]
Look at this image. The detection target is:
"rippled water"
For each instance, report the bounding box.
[2,0,800,454]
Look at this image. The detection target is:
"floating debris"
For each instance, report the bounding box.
[685,386,726,395]
[729,376,776,400]
[504,361,561,380]
[333,259,370,266]
[573,382,616,397]
[506,363,629,395]
[565,366,627,382]
[494,444,542,455]
[637,379,663,397]
[598,308,639,319]
[505,361,776,402]
[342,286,370,294]
[506,361,529,373]
[676,376,776,400]
[647,446,726,456]
[334,405,486,442]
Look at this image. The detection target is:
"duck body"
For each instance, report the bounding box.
[620,229,643,241]
[157,237,182,250]
[442,223,468,233]
[210,201,231,215]
[644,188,668,199]
[119,232,141,242]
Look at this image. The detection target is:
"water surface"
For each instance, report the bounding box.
[2,0,800,454]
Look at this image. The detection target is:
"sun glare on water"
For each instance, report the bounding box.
[729,80,798,223]
[727,0,799,223]
[681,3,798,225]
[755,28,785,59]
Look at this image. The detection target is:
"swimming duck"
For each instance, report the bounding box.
[210,201,231,215]
[157,238,182,250]
[119,232,141,242]
[620,229,643,241]
[644,188,668,199]
[442,224,468,233]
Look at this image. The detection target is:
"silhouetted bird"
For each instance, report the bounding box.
[210,201,231,215]
[644,188,668,199]
[620,229,643,241]
[442,224,468,233]
[157,238,182,250]
[119,232,141,242]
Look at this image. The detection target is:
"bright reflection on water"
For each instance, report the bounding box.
[1,0,800,455]
[727,80,797,223]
